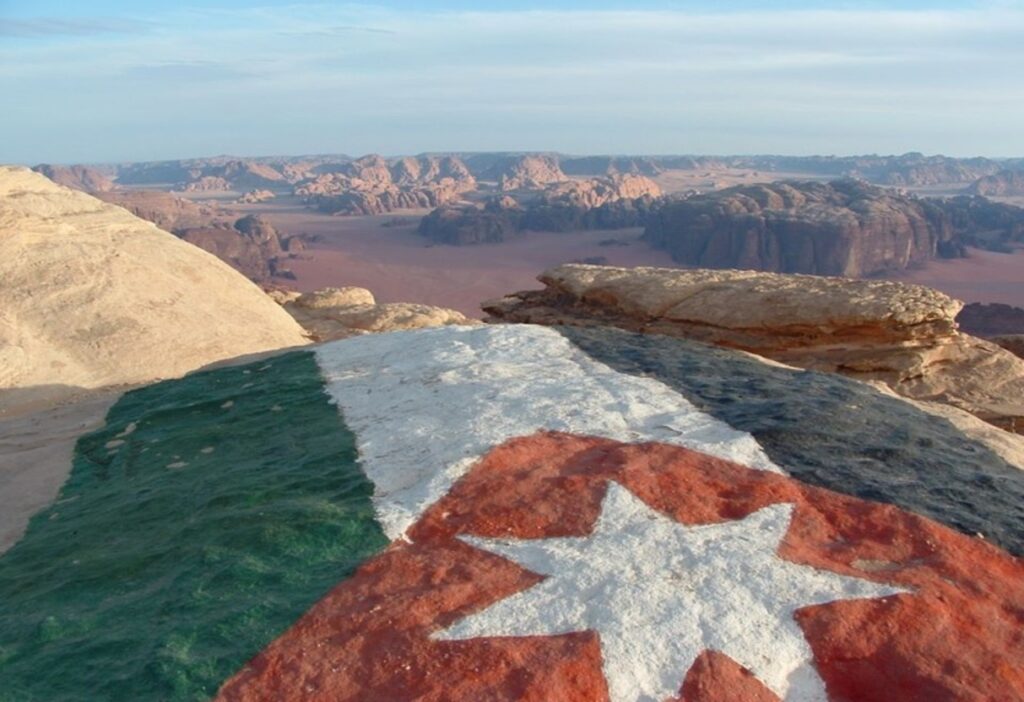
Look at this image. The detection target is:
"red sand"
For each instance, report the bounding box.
[886,248,1024,308]
[240,202,678,318]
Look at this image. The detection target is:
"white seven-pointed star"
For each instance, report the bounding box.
[435,482,909,702]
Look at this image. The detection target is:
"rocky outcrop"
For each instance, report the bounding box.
[417,177,663,245]
[498,154,566,190]
[274,287,474,341]
[237,189,275,203]
[176,215,299,283]
[991,335,1024,360]
[95,189,227,231]
[31,164,114,192]
[968,170,1024,197]
[540,174,661,209]
[295,154,477,215]
[0,166,308,412]
[484,264,1024,432]
[643,179,1024,276]
[416,197,523,245]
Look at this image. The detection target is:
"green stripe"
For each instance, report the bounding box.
[0,351,388,701]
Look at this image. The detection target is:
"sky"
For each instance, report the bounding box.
[1,1,1023,163]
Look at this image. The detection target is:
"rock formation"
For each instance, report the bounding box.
[237,189,275,203]
[31,163,114,192]
[484,264,1024,433]
[295,154,477,215]
[272,287,474,341]
[95,189,227,231]
[176,215,301,284]
[0,166,308,412]
[497,154,567,190]
[968,170,1024,197]
[417,176,663,245]
[643,179,1024,276]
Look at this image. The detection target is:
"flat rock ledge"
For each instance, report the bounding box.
[484,264,1024,433]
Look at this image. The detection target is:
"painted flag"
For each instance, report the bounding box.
[0,325,1021,701]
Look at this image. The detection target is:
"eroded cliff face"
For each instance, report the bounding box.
[417,175,663,244]
[643,179,1024,276]
[968,170,1024,197]
[643,180,956,277]
[484,264,1024,433]
[295,155,477,215]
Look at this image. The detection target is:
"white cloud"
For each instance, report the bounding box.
[1,4,1022,161]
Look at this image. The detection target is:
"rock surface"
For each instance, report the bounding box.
[968,169,1024,197]
[0,166,309,411]
[2,324,1022,701]
[484,264,1024,432]
[417,176,662,245]
[278,287,473,340]
[176,215,298,284]
[643,179,1024,276]
[31,163,114,192]
[295,154,477,215]
[95,188,226,231]
[497,154,568,190]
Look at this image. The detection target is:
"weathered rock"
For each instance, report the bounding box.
[176,215,286,283]
[0,166,309,412]
[643,179,1024,276]
[541,174,662,209]
[968,169,1024,197]
[484,264,1024,432]
[294,286,376,309]
[991,335,1024,360]
[497,154,567,191]
[236,189,275,204]
[295,154,477,216]
[3,324,1023,701]
[95,189,227,231]
[31,164,114,192]
[280,288,472,340]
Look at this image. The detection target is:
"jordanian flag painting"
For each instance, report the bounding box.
[1,325,1021,701]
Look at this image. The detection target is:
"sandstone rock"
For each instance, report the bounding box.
[643,179,1024,276]
[96,189,227,231]
[0,166,309,412]
[540,174,662,209]
[968,170,1024,197]
[280,288,472,341]
[178,175,232,192]
[31,164,114,192]
[484,264,1024,432]
[498,154,567,191]
[176,215,286,283]
[294,287,376,308]
[991,335,1024,360]
[237,189,275,203]
[295,154,477,216]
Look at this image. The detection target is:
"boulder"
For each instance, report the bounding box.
[484,264,1024,432]
[279,288,472,341]
[0,166,309,412]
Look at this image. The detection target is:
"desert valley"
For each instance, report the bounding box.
[3,2,1024,700]
[35,151,1024,322]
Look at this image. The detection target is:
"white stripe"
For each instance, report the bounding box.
[314,324,781,540]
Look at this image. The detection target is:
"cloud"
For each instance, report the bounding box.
[124,61,256,82]
[1,4,1023,161]
[0,17,147,38]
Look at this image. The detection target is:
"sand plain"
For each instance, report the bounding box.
[234,200,679,317]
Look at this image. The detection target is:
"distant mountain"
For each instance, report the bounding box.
[643,179,1024,277]
[968,170,1024,197]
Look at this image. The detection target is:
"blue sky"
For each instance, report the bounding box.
[1,1,1022,163]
